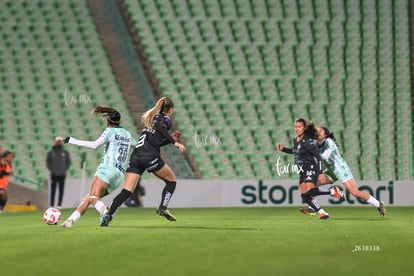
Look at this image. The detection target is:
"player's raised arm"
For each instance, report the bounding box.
[63,131,108,149]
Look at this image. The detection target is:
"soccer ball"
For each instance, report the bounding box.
[43,208,62,225]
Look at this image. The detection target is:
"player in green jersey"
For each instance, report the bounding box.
[60,106,137,227]
[303,126,385,217]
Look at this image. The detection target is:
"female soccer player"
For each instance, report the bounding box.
[316,127,386,216]
[277,119,344,219]
[59,107,137,227]
[0,151,14,212]
[100,97,185,226]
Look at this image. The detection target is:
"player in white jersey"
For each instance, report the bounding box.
[307,127,385,217]
[60,106,137,227]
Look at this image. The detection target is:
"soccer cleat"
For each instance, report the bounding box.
[100,210,112,227]
[299,208,316,216]
[377,201,386,217]
[330,185,346,201]
[319,213,330,220]
[156,208,176,221]
[59,219,74,228]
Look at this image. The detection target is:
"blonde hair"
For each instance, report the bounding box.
[141,97,174,129]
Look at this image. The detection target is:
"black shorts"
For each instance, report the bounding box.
[126,149,165,175]
[298,165,319,185]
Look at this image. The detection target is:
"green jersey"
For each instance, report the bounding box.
[69,127,137,174]
[317,137,353,182]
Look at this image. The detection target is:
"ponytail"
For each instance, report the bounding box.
[141,97,174,129]
[91,106,121,125]
[304,120,318,139]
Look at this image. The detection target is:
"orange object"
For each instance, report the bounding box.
[0,162,12,190]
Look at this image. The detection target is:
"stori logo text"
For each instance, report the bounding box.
[241,180,394,205]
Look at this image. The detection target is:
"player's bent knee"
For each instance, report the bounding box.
[165,181,176,190]
[301,193,308,200]
[89,195,100,204]
[82,195,100,205]
[163,175,176,182]
[164,181,177,194]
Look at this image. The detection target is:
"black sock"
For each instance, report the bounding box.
[159,181,176,210]
[306,187,330,196]
[108,189,132,216]
[0,197,5,209]
[301,193,321,212]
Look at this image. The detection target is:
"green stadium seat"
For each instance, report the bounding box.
[0,0,143,182]
[114,0,414,180]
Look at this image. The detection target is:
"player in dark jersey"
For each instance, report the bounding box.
[277,118,345,219]
[100,97,185,226]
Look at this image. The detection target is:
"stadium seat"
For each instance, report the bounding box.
[0,0,141,182]
[3,0,409,181]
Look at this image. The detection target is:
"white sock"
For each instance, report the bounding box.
[318,187,330,193]
[318,208,327,214]
[68,211,81,223]
[367,195,380,208]
[94,200,106,215]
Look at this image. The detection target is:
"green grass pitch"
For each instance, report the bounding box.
[0,207,413,276]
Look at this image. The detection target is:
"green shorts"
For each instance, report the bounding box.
[324,165,353,183]
[94,165,124,194]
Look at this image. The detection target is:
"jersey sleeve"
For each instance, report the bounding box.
[69,128,111,149]
[156,116,175,145]
[157,125,176,145]
[281,147,293,154]
[281,138,296,154]
[320,138,336,160]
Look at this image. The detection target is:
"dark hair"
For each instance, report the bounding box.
[295,118,307,127]
[320,126,337,145]
[2,150,14,158]
[295,118,318,139]
[107,111,121,124]
[91,106,121,125]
